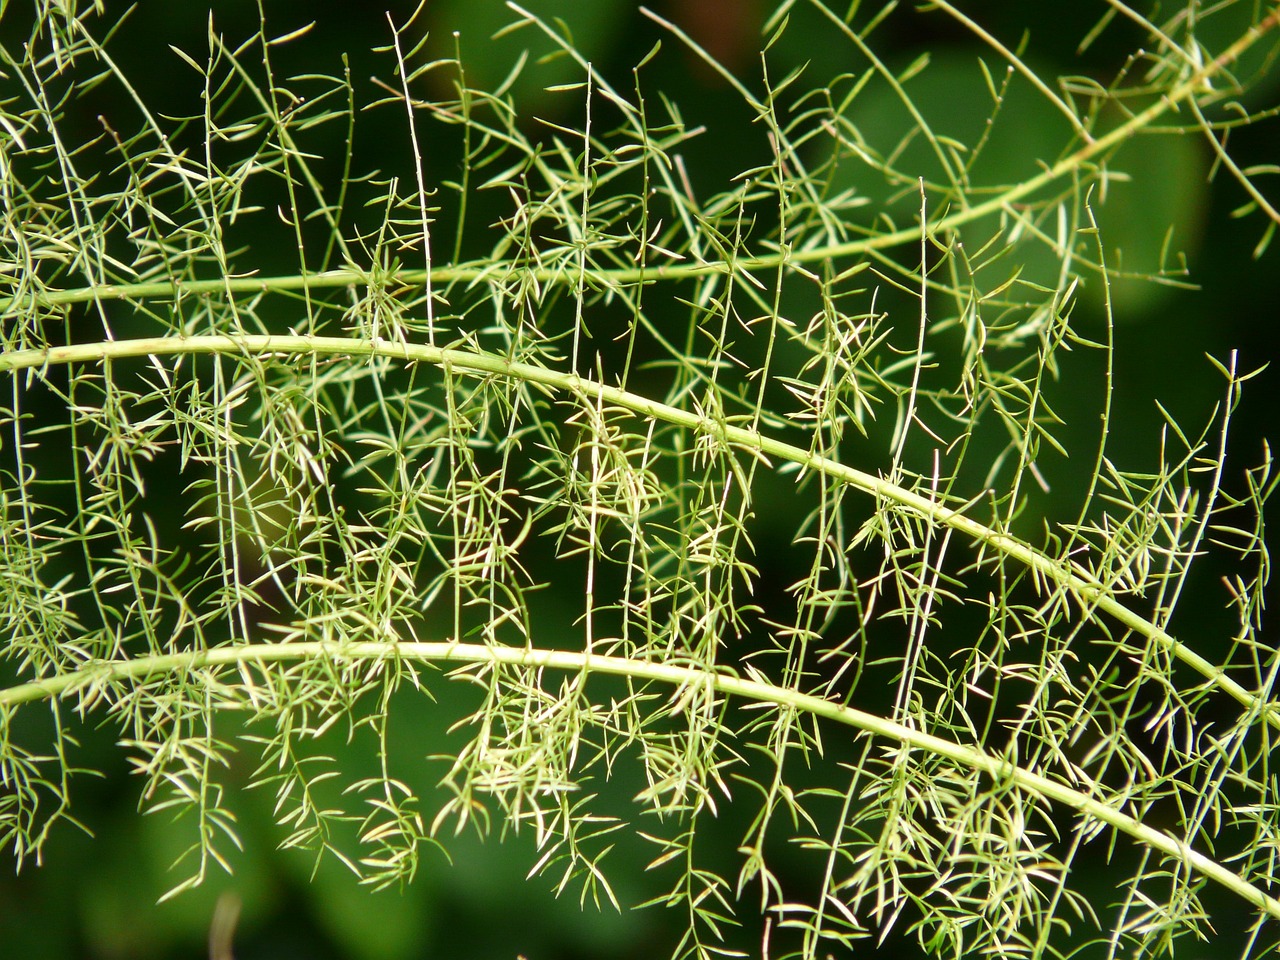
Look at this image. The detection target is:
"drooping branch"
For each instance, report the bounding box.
[1,332,1273,732]
[3,637,1277,920]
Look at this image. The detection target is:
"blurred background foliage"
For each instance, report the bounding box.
[0,1,1276,958]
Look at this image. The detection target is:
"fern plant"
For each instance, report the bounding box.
[1,1,1277,958]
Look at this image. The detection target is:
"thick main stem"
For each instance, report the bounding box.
[1,332,1273,733]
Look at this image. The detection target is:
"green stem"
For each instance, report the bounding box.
[3,638,1277,920]
[3,6,1275,314]
[1,333,1273,733]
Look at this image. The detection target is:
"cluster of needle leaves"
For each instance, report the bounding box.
[0,1,1278,958]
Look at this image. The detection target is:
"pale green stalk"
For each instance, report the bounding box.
[1,334,1268,728]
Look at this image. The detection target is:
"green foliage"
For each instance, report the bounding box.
[1,1,1277,958]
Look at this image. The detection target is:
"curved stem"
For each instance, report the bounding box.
[2,7,1275,314]
[3,638,1277,920]
[1,333,1273,732]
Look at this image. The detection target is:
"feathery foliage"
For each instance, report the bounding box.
[1,1,1277,957]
